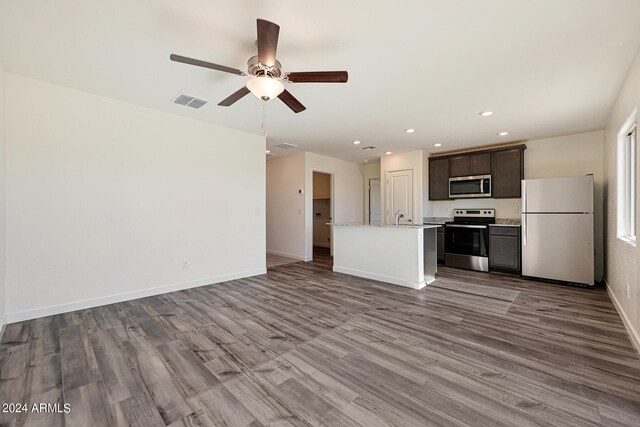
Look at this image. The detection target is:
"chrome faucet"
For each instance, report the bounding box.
[393,209,404,226]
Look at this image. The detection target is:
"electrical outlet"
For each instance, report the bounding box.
[182,258,190,270]
[626,282,630,299]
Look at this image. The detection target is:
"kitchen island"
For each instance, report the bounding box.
[330,223,439,289]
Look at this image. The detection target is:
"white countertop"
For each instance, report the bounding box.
[328,223,440,229]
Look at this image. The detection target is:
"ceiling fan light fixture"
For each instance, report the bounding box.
[246,76,285,101]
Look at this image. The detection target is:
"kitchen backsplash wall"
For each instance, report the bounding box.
[424,198,521,219]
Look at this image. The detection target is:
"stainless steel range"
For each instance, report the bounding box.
[444,208,495,272]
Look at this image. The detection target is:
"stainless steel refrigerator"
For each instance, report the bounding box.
[521,175,594,286]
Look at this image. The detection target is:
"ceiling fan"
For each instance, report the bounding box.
[170,19,348,113]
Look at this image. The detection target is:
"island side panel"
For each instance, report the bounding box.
[332,226,426,289]
[424,227,437,284]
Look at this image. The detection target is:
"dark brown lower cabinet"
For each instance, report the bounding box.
[489,226,521,274]
[425,223,446,263]
[437,226,445,264]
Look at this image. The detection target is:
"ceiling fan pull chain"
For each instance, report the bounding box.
[262,99,268,138]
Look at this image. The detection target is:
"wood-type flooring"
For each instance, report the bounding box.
[1,256,639,426]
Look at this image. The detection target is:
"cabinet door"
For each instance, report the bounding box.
[489,234,520,272]
[469,153,491,175]
[437,229,445,263]
[449,156,469,177]
[492,148,523,198]
[429,158,450,200]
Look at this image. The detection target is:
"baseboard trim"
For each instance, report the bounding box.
[266,250,305,261]
[606,278,640,357]
[0,321,6,343]
[333,265,425,290]
[6,268,267,324]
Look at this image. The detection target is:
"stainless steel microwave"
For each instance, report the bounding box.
[449,175,491,198]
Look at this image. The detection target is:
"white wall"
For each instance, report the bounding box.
[424,131,605,280]
[266,152,306,260]
[0,60,6,332]
[604,47,640,353]
[5,73,266,323]
[381,151,424,225]
[305,152,363,260]
[266,152,364,261]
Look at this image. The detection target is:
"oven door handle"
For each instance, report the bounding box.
[445,224,488,229]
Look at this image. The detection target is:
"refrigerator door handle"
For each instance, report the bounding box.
[522,180,527,247]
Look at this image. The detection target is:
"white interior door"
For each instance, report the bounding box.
[369,179,381,224]
[386,170,413,225]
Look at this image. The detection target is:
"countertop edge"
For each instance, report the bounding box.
[328,223,440,229]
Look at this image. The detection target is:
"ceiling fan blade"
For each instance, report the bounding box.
[278,89,306,113]
[286,71,348,83]
[257,19,280,67]
[218,86,251,106]
[170,54,243,75]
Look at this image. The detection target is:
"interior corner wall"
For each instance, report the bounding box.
[604,46,640,353]
[305,152,363,261]
[4,73,266,323]
[381,151,424,225]
[266,152,306,260]
[0,60,6,333]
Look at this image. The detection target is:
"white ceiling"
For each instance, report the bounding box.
[2,0,640,162]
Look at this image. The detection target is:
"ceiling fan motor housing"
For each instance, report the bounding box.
[247,55,282,78]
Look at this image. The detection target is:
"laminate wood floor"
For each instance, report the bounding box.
[2,258,640,426]
[266,254,300,269]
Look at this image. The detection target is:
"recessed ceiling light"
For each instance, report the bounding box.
[479,111,494,117]
[434,143,442,147]
[405,128,416,133]
[385,151,392,155]
[363,159,369,163]
[353,140,361,145]
[497,131,509,136]
[265,150,271,154]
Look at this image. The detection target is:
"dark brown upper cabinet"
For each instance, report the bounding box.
[448,152,491,177]
[428,144,525,200]
[449,155,469,177]
[428,157,450,200]
[492,147,524,198]
[469,152,491,175]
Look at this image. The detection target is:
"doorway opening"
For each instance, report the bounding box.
[312,171,333,263]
